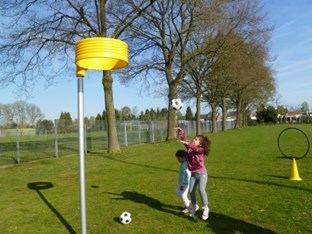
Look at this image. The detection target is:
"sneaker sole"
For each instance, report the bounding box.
[202,209,209,220]
[189,206,199,216]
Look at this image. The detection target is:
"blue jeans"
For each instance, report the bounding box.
[189,169,208,206]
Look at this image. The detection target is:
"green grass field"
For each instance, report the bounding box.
[1,125,312,233]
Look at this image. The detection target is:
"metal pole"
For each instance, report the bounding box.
[78,77,87,234]
[124,122,128,146]
[54,119,58,158]
[16,121,20,164]
[138,122,141,144]
[151,121,155,143]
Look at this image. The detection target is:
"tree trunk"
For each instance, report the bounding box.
[196,95,201,135]
[235,100,242,128]
[242,108,247,127]
[167,84,178,141]
[102,71,121,153]
[210,102,217,133]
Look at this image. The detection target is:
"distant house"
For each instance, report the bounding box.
[250,112,257,120]
[285,111,302,122]
[200,113,236,121]
[299,111,312,122]
[226,111,236,120]
[200,114,210,121]
[302,111,312,116]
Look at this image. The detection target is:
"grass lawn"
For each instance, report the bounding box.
[0,124,312,233]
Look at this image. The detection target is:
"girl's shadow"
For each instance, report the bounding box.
[207,211,276,234]
[107,191,194,221]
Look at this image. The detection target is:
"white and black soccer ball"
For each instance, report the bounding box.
[119,211,132,224]
[171,98,183,110]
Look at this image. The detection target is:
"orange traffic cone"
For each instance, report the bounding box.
[289,158,302,181]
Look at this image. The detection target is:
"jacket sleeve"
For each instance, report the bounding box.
[183,170,191,186]
[177,128,190,150]
[177,128,187,141]
[181,163,190,186]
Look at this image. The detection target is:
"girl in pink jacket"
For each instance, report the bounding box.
[175,127,211,220]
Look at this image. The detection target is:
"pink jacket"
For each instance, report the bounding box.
[178,128,206,172]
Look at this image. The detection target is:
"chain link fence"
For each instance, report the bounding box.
[0,119,235,165]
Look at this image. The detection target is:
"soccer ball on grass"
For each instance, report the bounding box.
[171,98,183,110]
[119,211,132,224]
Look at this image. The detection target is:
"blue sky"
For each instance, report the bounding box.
[1,1,312,120]
[263,0,312,109]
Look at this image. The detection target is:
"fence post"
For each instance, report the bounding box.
[84,124,87,153]
[124,122,128,146]
[54,119,59,158]
[138,121,141,144]
[16,124,20,164]
[151,121,155,143]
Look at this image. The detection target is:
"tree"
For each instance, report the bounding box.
[185,106,194,120]
[58,112,73,133]
[121,106,132,120]
[204,31,274,129]
[175,0,272,133]
[182,56,215,134]
[102,110,107,120]
[0,0,155,153]
[301,101,309,113]
[126,0,267,135]
[276,105,287,123]
[27,103,45,127]
[144,109,151,121]
[121,0,208,140]
[0,103,14,127]
[36,119,54,134]
[95,113,103,131]
[131,106,139,119]
[230,45,275,128]
[0,101,44,128]
[95,114,102,121]
[256,104,277,124]
[115,109,121,121]
[13,101,28,127]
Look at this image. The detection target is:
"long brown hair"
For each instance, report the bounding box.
[197,135,211,156]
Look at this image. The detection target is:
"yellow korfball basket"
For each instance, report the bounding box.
[75,37,128,76]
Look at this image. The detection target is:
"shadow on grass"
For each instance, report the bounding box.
[276,155,291,159]
[27,182,76,234]
[108,191,276,232]
[106,191,195,221]
[210,175,312,193]
[101,154,176,173]
[207,211,276,234]
[99,153,311,193]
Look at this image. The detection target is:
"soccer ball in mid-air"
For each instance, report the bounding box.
[171,98,183,110]
[119,211,132,224]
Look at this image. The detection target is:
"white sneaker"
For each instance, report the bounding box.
[189,204,199,216]
[202,207,209,220]
[181,207,189,213]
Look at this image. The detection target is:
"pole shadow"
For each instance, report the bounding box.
[27,182,76,234]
